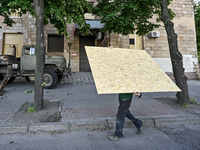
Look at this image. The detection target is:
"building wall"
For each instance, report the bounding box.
[0,0,198,75]
[144,0,198,73]
[129,34,143,50]
[0,14,27,55]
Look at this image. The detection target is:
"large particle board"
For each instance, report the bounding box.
[85,46,181,94]
[3,33,23,57]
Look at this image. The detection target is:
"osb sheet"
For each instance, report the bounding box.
[3,33,23,57]
[85,46,181,94]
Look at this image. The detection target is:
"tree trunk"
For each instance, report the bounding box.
[34,0,45,110]
[160,0,190,104]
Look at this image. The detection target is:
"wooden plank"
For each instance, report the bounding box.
[85,46,181,94]
[0,77,8,92]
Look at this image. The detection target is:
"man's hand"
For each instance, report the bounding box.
[133,92,142,98]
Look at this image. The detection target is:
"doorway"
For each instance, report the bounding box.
[79,36,95,72]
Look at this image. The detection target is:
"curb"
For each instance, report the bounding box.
[0,124,28,134]
[1,116,200,134]
[153,117,200,127]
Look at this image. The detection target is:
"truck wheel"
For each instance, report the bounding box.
[43,69,58,89]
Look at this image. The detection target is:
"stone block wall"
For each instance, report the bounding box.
[109,33,129,48]
[0,13,80,71]
[0,0,198,75]
[0,14,26,55]
[129,34,143,50]
[144,0,198,73]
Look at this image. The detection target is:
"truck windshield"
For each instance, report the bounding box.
[24,47,35,55]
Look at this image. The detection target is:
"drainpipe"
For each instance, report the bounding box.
[68,43,72,69]
[109,33,111,47]
[134,32,137,50]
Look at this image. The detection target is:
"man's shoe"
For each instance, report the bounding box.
[108,135,122,141]
[136,127,142,135]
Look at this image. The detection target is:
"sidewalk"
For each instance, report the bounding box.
[0,72,200,134]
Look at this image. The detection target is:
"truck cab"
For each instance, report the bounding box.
[0,45,68,89]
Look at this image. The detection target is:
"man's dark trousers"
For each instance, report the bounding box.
[115,95,143,138]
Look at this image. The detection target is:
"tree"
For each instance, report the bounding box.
[93,0,190,104]
[34,0,45,110]
[0,0,15,26]
[0,0,92,110]
[93,0,161,36]
[160,0,189,104]
[194,2,200,62]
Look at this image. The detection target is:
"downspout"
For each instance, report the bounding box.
[134,32,137,49]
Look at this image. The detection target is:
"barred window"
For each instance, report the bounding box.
[129,39,135,45]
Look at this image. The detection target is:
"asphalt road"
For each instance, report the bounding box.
[0,124,200,150]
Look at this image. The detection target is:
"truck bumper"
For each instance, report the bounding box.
[63,67,72,76]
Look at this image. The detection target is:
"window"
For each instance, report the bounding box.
[48,34,64,53]
[129,39,135,45]
[24,47,35,55]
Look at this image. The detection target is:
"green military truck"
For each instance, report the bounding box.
[0,45,70,89]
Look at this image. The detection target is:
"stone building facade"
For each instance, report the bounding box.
[0,0,198,78]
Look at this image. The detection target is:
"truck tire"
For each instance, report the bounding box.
[43,69,58,89]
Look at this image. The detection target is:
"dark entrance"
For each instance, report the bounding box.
[79,36,95,72]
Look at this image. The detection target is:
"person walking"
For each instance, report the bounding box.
[108,92,143,141]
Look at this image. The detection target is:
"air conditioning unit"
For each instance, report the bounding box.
[148,31,160,38]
